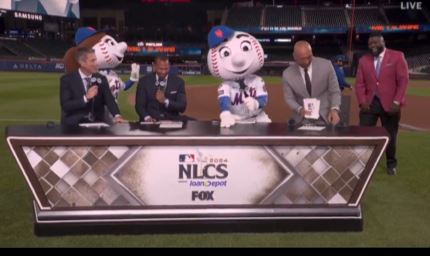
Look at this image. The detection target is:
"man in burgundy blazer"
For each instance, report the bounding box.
[355,32,409,175]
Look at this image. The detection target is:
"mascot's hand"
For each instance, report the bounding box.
[130,63,140,82]
[220,111,240,128]
[244,97,259,112]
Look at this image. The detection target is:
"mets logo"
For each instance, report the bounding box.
[215,29,223,38]
[231,89,257,105]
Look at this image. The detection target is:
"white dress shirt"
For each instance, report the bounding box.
[373,48,386,70]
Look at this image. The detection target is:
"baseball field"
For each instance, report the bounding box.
[0,71,429,247]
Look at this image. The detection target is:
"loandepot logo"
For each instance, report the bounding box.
[189,180,227,188]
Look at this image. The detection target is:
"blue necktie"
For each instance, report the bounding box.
[84,77,91,92]
[375,56,381,78]
[374,56,382,98]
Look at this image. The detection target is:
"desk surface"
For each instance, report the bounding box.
[6,121,388,138]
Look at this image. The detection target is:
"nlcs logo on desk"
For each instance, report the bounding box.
[178,153,229,180]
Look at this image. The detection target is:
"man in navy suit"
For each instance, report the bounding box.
[135,55,189,122]
[60,47,125,126]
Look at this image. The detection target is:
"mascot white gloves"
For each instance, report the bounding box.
[207,25,271,128]
[244,97,259,112]
[220,111,240,128]
[130,63,140,82]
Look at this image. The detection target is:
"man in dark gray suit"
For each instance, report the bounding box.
[135,55,189,122]
[60,47,125,126]
[282,41,341,125]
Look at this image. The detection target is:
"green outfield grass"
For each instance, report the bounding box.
[0,72,429,247]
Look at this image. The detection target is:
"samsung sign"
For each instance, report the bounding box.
[14,11,42,21]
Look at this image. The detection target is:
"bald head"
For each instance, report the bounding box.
[293,40,313,69]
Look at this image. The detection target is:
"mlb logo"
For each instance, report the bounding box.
[179,154,195,162]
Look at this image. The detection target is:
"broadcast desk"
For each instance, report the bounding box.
[6,121,388,234]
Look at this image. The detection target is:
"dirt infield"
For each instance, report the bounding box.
[128,84,430,130]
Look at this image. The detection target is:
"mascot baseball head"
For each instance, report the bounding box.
[64,27,128,73]
[207,25,264,80]
[207,25,271,128]
[63,27,139,100]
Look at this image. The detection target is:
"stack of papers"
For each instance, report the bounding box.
[79,122,110,128]
[297,125,326,131]
[140,121,160,125]
[159,121,183,129]
[236,119,256,124]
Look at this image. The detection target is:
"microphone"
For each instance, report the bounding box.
[87,75,102,122]
[156,79,167,92]
[288,118,296,131]
[46,121,55,128]
[90,76,102,88]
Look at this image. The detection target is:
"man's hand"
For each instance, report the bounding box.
[113,115,126,124]
[86,86,98,100]
[144,116,157,122]
[299,107,312,118]
[389,102,400,114]
[244,97,259,112]
[359,103,370,112]
[155,89,166,104]
[328,109,340,125]
[130,63,140,82]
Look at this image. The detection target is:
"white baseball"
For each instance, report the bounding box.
[93,35,128,69]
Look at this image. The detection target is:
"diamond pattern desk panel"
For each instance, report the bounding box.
[6,122,388,232]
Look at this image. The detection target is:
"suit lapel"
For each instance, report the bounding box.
[73,71,86,96]
[310,61,317,97]
[165,75,171,94]
[371,50,389,80]
[379,49,390,78]
[149,73,157,94]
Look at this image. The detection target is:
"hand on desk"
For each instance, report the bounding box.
[113,115,127,124]
[144,116,157,122]
[327,109,340,125]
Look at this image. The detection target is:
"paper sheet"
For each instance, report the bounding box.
[303,98,320,119]
[297,125,326,131]
[79,122,110,128]
[159,121,183,129]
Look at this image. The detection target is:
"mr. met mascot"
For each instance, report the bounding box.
[207,25,271,128]
[63,27,140,101]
